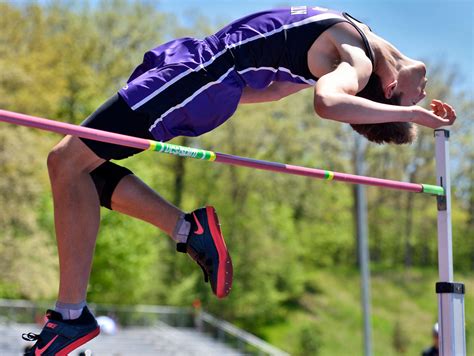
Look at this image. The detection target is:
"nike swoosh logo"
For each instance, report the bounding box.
[35,335,58,356]
[193,213,204,235]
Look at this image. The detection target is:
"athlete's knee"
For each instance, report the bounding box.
[90,162,133,209]
[47,144,71,178]
[47,136,104,179]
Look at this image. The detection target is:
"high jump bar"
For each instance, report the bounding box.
[0,109,444,196]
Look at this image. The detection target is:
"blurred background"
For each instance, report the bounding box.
[0,0,473,355]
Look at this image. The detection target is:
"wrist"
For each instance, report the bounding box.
[406,105,420,124]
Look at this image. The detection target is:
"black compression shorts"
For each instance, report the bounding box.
[79,94,154,160]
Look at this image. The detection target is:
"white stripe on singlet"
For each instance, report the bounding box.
[236,66,317,85]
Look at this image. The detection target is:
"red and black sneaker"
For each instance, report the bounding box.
[177,206,233,298]
[22,306,100,356]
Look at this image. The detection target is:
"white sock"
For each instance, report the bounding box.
[172,213,191,243]
[55,300,86,320]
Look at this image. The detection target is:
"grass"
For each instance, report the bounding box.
[259,267,474,355]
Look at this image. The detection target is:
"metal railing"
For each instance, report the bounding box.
[0,299,289,355]
[196,311,290,356]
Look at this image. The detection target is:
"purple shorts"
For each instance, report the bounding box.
[118,36,244,142]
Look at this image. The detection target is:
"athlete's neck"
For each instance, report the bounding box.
[368,32,414,85]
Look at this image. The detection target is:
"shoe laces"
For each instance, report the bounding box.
[22,332,40,342]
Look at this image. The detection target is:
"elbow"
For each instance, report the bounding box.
[314,93,333,119]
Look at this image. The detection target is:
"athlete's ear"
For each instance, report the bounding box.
[384,80,398,99]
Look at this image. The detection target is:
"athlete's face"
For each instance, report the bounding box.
[395,62,428,106]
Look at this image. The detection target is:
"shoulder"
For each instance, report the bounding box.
[324,22,373,83]
[326,23,372,62]
[325,21,369,48]
[307,20,372,80]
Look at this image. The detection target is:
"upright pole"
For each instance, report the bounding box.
[355,135,372,356]
[434,129,466,356]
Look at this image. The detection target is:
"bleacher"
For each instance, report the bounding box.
[0,300,289,356]
[1,322,242,355]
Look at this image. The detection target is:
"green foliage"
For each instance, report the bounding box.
[88,212,161,304]
[296,322,322,355]
[392,320,410,353]
[0,124,57,299]
[260,268,474,355]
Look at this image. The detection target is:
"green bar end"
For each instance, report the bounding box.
[422,184,445,196]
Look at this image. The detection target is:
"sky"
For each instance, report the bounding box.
[157,0,474,95]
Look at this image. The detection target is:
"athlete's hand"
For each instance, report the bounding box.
[430,99,456,123]
[412,100,456,129]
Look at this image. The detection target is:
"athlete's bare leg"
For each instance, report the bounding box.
[48,136,104,303]
[48,136,181,303]
[110,174,182,236]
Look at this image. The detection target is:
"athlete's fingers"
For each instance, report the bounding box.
[431,103,444,117]
[436,107,447,119]
[423,100,455,126]
[444,104,456,122]
[443,103,455,112]
[430,100,443,112]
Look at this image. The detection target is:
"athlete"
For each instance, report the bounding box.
[23,6,456,355]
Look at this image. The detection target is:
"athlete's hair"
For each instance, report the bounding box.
[351,73,417,144]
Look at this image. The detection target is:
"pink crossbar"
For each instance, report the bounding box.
[0,108,425,193]
[215,153,423,193]
[0,109,151,150]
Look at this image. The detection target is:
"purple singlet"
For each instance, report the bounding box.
[118,6,372,142]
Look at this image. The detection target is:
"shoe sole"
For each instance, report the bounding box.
[56,326,100,356]
[206,206,233,298]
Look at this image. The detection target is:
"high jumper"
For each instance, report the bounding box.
[2,6,457,355]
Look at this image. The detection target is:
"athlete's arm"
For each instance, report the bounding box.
[313,41,454,128]
[240,82,311,104]
[314,60,413,123]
